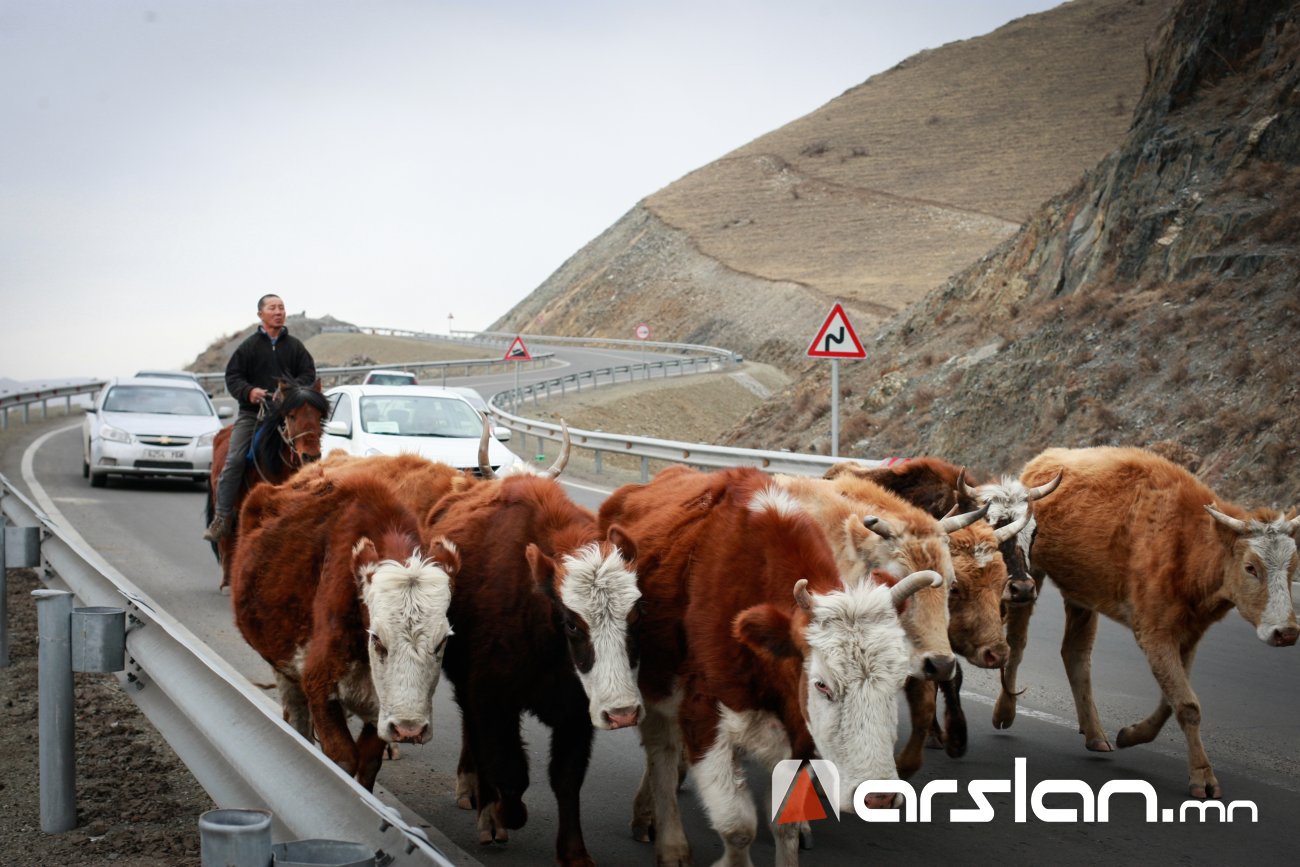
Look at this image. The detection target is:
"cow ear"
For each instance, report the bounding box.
[606,524,637,564]
[353,537,379,585]
[526,543,560,600]
[428,536,460,579]
[733,604,801,661]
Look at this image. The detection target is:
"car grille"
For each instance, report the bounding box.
[136,434,194,446]
[466,465,504,479]
[134,460,195,470]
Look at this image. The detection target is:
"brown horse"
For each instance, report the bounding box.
[206,379,329,590]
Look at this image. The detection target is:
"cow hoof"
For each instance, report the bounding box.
[1115,725,1148,748]
[1190,778,1221,800]
[631,821,655,843]
[992,697,1016,729]
[1085,737,1113,752]
[456,795,475,810]
[945,731,967,759]
[385,744,401,761]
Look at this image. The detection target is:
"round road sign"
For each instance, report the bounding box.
[635,323,651,340]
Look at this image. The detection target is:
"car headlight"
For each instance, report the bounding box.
[197,431,217,448]
[100,424,131,444]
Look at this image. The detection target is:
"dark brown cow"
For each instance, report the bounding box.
[1005,446,1299,799]
[230,471,458,791]
[426,472,640,867]
[599,466,932,867]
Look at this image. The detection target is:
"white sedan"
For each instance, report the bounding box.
[321,384,522,475]
[83,375,232,488]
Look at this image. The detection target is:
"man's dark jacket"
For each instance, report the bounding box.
[224,326,317,412]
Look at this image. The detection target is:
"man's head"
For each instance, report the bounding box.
[258,294,286,335]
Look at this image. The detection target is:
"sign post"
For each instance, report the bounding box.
[635,323,651,378]
[504,336,532,408]
[805,302,866,457]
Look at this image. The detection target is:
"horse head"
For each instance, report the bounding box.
[265,379,329,469]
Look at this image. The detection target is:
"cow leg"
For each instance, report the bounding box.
[993,592,1038,729]
[455,725,477,810]
[548,718,597,867]
[308,695,360,777]
[1116,642,1197,747]
[634,698,691,865]
[1060,601,1111,752]
[939,663,967,759]
[1122,637,1219,799]
[896,676,935,779]
[472,709,528,844]
[354,722,387,792]
[275,672,313,741]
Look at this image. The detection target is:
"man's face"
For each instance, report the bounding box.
[259,297,286,331]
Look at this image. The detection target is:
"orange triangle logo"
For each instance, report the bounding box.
[777,767,828,824]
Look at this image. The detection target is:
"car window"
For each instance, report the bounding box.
[330,394,352,425]
[365,372,417,386]
[103,386,212,416]
[359,396,481,437]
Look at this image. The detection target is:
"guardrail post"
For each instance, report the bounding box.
[641,456,650,483]
[199,808,273,867]
[34,588,76,833]
[0,513,7,667]
[594,450,603,474]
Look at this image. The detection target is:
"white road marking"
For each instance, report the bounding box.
[21,422,97,553]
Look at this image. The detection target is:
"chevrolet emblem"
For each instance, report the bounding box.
[159,436,171,445]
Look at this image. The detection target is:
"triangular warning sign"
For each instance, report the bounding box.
[777,767,829,825]
[806,303,866,359]
[504,336,532,361]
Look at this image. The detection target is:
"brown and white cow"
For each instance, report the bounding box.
[425,470,640,867]
[230,472,459,791]
[1001,446,1299,799]
[599,466,934,867]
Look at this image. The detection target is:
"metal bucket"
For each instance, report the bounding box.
[272,839,376,867]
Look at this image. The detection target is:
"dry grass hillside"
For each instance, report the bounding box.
[495,0,1173,366]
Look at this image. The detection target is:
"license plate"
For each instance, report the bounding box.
[142,448,180,460]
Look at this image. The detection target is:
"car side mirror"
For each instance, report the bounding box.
[324,419,351,437]
[217,405,235,419]
[493,426,512,443]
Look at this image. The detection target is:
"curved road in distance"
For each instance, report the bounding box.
[7,342,1299,866]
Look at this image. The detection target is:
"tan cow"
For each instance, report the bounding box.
[1001,446,1299,799]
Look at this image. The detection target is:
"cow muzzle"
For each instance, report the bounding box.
[1264,624,1299,647]
[861,792,902,810]
[921,653,957,682]
[601,704,642,730]
[386,719,431,744]
[1002,579,1038,606]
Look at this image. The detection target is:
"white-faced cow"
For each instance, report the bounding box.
[1001,446,1299,799]
[598,466,935,867]
[425,467,640,867]
[230,471,459,791]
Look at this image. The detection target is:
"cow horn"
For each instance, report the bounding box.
[793,578,814,612]
[478,417,497,480]
[957,467,980,501]
[891,570,942,609]
[863,515,895,539]
[1205,503,1250,534]
[1026,470,1063,501]
[544,420,571,478]
[939,502,989,533]
[1289,510,1300,534]
[994,503,1032,544]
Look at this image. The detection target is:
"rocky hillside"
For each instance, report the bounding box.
[185,313,358,373]
[735,0,1300,506]
[494,0,1173,368]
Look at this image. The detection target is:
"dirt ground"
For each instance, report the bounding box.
[0,362,776,866]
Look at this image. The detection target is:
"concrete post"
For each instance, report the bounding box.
[34,588,76,833]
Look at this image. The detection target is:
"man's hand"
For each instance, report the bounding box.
[249,387,269,404]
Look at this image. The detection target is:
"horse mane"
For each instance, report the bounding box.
[250,384,329,478]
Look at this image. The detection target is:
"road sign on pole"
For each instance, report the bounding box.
[635,323,651,340]
[504,336,532,361]
[805,303,866,458]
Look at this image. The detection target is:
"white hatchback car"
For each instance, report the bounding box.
[83,376,232,488]
[321,385,522,475]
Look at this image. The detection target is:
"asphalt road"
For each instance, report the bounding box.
[7,348,1300,866]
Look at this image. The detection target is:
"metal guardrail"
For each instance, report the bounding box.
[0,381,104,431]
[0,477,456,867]
[194,352,556,395]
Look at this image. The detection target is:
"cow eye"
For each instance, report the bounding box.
[369,631,388,660]
[814,680,834,701]
[1244,563,1259,578]
[565,618,580,636]
[950,580,962,596]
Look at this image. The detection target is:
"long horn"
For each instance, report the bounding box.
[1026,470,1063,501]
[957,467,980,502]
[1205,503,1249,534]
[939,502,989,533]
[478,417,497,480]
[891,570,942,609]
[544,420,571,478]
[863,515,895,539]
[994,504,1032,544]
[793,578,813,612]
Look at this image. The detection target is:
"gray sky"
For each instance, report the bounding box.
[1,0,1059,382]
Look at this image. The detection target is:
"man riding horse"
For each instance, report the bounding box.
[204,293,321,542]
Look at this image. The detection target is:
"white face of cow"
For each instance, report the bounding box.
[976,478,1039,602]
[556,540,644,730]
[801,582,911,811]
[356,538,458,744]
[1208,508,1300,646]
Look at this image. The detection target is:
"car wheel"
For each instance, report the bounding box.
[90,472,107,489]
[82,457,89,478]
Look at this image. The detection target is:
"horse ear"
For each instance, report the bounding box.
[312,378,322,392]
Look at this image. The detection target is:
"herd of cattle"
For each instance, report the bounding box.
[216,420,1300,867]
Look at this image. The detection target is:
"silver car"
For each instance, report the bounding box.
[82,376,233,488]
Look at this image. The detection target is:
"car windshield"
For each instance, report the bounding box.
[359,395,483,437]
[104,386,212,416]
[367,373,415,385]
